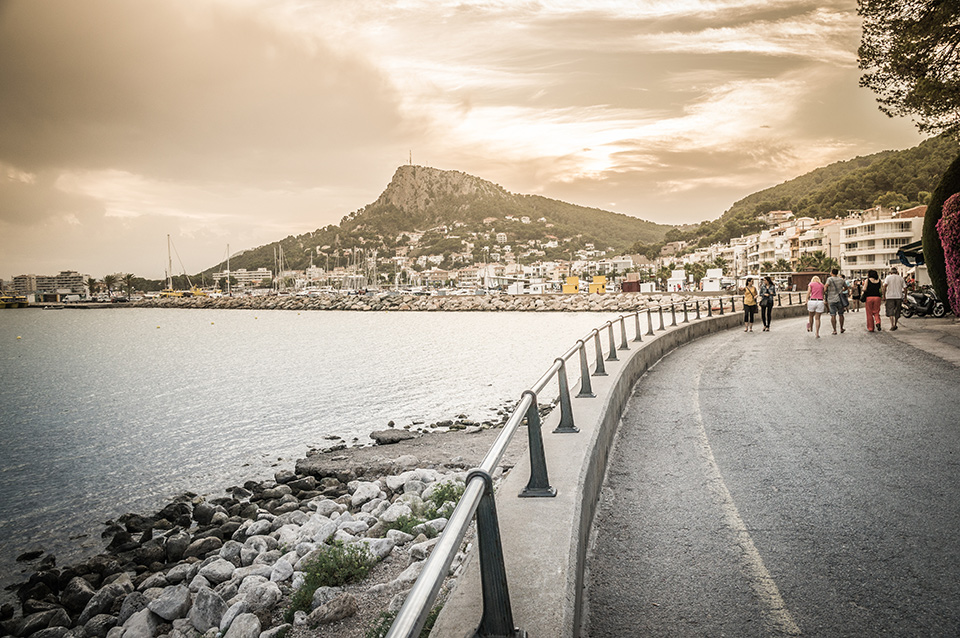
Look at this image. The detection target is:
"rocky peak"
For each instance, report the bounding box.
[374,165,510,212]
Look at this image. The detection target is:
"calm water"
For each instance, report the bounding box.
[0,307,612,589]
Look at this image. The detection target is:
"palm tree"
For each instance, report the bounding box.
[710,256,728,274]
[103,274,117,298]
[86,277,98,299]
[122,273,135,297]
[774,258,792,273]
[760,261,774,273]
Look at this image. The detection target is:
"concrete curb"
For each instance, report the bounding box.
[431,301,808,637]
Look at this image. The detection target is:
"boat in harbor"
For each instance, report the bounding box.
[0,294,28,309]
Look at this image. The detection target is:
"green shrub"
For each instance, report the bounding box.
[364,605,442,638]
[423,481,465,520]
[385,514,425,536]
[283,541,376,622]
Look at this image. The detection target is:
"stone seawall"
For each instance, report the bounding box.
[133,292,726,313]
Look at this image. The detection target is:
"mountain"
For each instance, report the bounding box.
[204,165,674,276]
[659,134,960,250]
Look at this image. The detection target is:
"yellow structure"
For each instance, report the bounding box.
[588,275,607,294]
[562,276,580,294]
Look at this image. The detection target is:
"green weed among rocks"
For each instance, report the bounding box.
[283,541,376,622]
[364,605,442,638]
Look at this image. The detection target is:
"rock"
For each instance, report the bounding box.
[147,584,192,621]
[187,574,211,593]
[311,500,342,518]
[184,537,223,559]
[393,560,425,587]
[189,587,227,633]
[136,573,169,593]
[78,575,134,626]
[379,502,413,524]
[355,537,395,561]
[198,559,235,585]
[165,530,191,563]
[84,614,118,638]
[17,548,45,562]
[193,503,216,526]
[259,623,291,638]
[269,560,294,583]
[121,608,162,638]
[414,518,447,536]
[350,482,380,509]
[306,594,358,626]
[218,600,246,634]
[403,479,425,496]
[244,581,281,615]
[222,613,260,638]
[219,540,244,566]
[32,627,70,638]
[388,590,410,613]
[338,520,369,536]
[22,609,69,636]
[274,470,296,484]
[165,563,194,585]
[309,586,342,611]
[60,576,97,614]
[369,430,416,445]
[244,520,272,537]
[385,529,415,545]
[118,592,149,626]
[410,537,440,562]
[392,455,420,471]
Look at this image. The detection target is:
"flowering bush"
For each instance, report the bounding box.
[937,193,960,316]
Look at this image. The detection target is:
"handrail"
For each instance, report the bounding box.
[386,293,800,637]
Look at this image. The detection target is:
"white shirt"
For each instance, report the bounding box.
[883,273,907,299]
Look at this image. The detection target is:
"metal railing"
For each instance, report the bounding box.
[386,292,802,637]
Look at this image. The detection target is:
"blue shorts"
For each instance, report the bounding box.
[828,300,845,316]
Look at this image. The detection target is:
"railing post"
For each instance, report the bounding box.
[593,330,607,376]
[695,299,701,320]
[657,306,666,331]
[618,316,629,350]
[519,391,556,498]
[707,298,713,317]
[777,293,782,307]
[605,322,618,361]
[553,358,579,434]
[646,308,655,336]
[633,312,643,342]
[670,303,677,327]
[467,469,527,638]
[576,340,595,397]
[731,297,736,313]
[682,301,689,323]
[718,297,725,315]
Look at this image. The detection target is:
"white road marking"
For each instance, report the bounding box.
[692,362,802,636]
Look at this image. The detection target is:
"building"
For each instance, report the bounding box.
[214,268,272,288]
[840,206,925,278]
[12,271,89,297]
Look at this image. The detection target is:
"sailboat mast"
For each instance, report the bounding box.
[226,243,231,296]
[167,234,173,290]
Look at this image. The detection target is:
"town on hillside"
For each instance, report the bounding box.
[1,204,929,303]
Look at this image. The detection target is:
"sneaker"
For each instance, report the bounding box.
[891,326,898,331]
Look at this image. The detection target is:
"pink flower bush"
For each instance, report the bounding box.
[937,193,960,316]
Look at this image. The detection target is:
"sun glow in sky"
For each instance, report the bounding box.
[0,0,924,279]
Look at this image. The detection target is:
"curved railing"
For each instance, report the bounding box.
[386,292,805,637]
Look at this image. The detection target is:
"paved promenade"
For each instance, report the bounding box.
[582,313,960,637]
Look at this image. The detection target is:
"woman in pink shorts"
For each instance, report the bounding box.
[807,275,825,338]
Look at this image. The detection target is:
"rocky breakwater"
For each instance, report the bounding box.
[133,292,700,313]
[1,437,510,638]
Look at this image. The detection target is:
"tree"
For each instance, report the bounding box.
[103,274,116,296]
[122,273,134,297]
[858,0,960,136]
[710,256,728,274]
[873,191,910,210]
[86,277,98,298]
[774,258,793,273]
[858,0,960,301]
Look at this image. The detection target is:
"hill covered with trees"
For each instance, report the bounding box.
[633,134,960,256]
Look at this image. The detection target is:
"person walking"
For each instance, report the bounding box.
[825,268,848,335]
[851,278,862,312]
[759,276,776,331]
[743,277,758,332]
[807,275,825,338]
[882,267,907,331]
[863,269,883,332]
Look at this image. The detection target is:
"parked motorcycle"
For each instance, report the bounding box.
[901,287,948,318]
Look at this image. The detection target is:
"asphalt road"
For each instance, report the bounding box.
[582,313,960,637]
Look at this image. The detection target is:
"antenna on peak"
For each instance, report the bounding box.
[409,151,412,166]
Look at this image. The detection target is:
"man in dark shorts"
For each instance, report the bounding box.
[882,267,907,331]
[825,268,848,335]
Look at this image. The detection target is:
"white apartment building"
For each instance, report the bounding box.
[796,220,842,264]
[840,206,925,278]
[215,267,272,288]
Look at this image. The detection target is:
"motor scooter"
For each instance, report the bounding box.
[901,287,948,318]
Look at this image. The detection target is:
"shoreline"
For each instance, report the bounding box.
[1,417,532,638]
[128,291,702,313]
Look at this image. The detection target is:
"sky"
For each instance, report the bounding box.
[0,0,927,280]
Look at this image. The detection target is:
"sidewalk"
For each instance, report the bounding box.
[883,313,960,367]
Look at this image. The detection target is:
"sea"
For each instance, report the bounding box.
[0,307,614,593]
